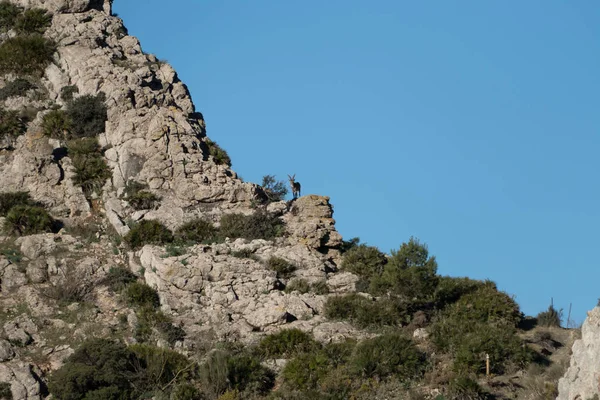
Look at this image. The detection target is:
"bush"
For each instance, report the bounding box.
[0,78,34,100]
[0,107,26,142]
[284,278,310,294]
[101,266,137,292]
[349,333,425,380]
[124,220,174,249]
[261,175,288,203]
[0,1,22,32]
[536,304,562,328]
[124,282,160,309]
[67,137,111,197]
[40,267,94,304]
[341,244,387,279]
[0,191,38,215]
[257,329,318,359]
[451,283,523,327]
[370,237,439,301]
[175,219,217,244]
[66,93,107,138]
[4,205,54,235]
[266,257,296,279]
[48,338,137,399]
[447,376,490,400]
[41,109,71,139]
[433,276,485,310]
[130,344,197,390]
[0,382,11,400]
[14,8,52,34]
[60,85,79,102]
[282,351,331,391]
[324,293,410,328]
[219,210,284,240]
[0,35,56,76]
[205,138,231,166]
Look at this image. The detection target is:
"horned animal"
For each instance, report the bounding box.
[288,174,301,199]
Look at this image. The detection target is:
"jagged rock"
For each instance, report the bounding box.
[0,339,15,361]
[16,234,58,260]
[326,272,358,293]
[25,259,48,284]
[558,307,600,400]
[3,316,37,347]
[0,362,43,400]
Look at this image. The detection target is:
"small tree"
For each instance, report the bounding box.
[261,175,288,202]
[66,93,107,138]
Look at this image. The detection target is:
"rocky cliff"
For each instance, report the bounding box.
[558,307,600,400]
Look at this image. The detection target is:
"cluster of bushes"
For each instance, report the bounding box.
[0,107,26,144]
[257,329,426,398]
[0,78,35,100]
[125,210,284,249]
[0,3,54,76]
[122,181,160,210]
[48,338,198,400]
[68,137,111,198]
[285,278,329,295]
[204,138,231,166]
[260,174,288,203]
[102,267,185,345]
[0,191,57,236]
[42,92,107,140]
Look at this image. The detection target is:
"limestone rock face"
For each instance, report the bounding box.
[558,307,600,400]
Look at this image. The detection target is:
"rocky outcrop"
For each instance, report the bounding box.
[558,307,600,400]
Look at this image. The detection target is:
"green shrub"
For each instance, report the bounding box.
[261,174,288,203]
[124,220,174,249]
[324,293,410,328]
[284,278,310,294]
[171,383,202,400]
[48,338,137,399]
[266,257,296,279]
[536,304,562,327]
[0,107,26,142]
[0,191,38,215]
[41,109,71,139]
[123,181,160,210]
[101,266,137,292]
[219,210,284,240]
[67,137,111,197]
[124,282,160,309]
[226,353,275,395]
[60,85,79,102]
[175,218,217,244]
[341,244,387,279]
[349,333,425,380]
[0,1,22,32]
[39,267,94,304]
[0,78,34,100]
[205,138,231,166]
[282,351,331,391]
[0,381,11,400]
[231,248,258,260]
[451,283,522,327]
[257,329,318,359]
[65,93,107,138]
[0,247,22,264]
[130,344,196,390]
[14,8,52,34]
[4,205,54,235]
[370,237,439,301]
[447,376,490,400]
[433,276,485,310]
[0,35,56,76]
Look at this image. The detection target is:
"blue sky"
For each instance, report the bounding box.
[114,1,600,324]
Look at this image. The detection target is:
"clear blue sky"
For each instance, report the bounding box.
[114,1,600,324]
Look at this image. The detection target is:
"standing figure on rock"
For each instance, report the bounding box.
[288,174,301,199]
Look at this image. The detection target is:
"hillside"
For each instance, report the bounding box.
[0,1,582,399]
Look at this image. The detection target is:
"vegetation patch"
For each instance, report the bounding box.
[101,266,137,292]
[174,218,217,244]
[4,205,55,236]
[0,107,26,144]
[536,304,562,328]
[124,282,160,309]
[123,181,160,210]
[14,8,52,34]
[65,92,107,138]
[219,210,284,240]
[0,35,56,76]
[67,137,111,198]
[205,138,231,166]
[41,109,71,139]
[0,1,22,32]
[60,85,79,102]
[261,174,288,203]
[124,219,174,249]
[266,256,296,279]
[0,191,39,216]
[341,243,387,280]
[0,78,35,100]
[257,329,318,359]
[39,267,94,305]
[324,293,410,328]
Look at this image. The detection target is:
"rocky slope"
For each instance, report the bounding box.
[0,1,584,399]
[558,307,600,400]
